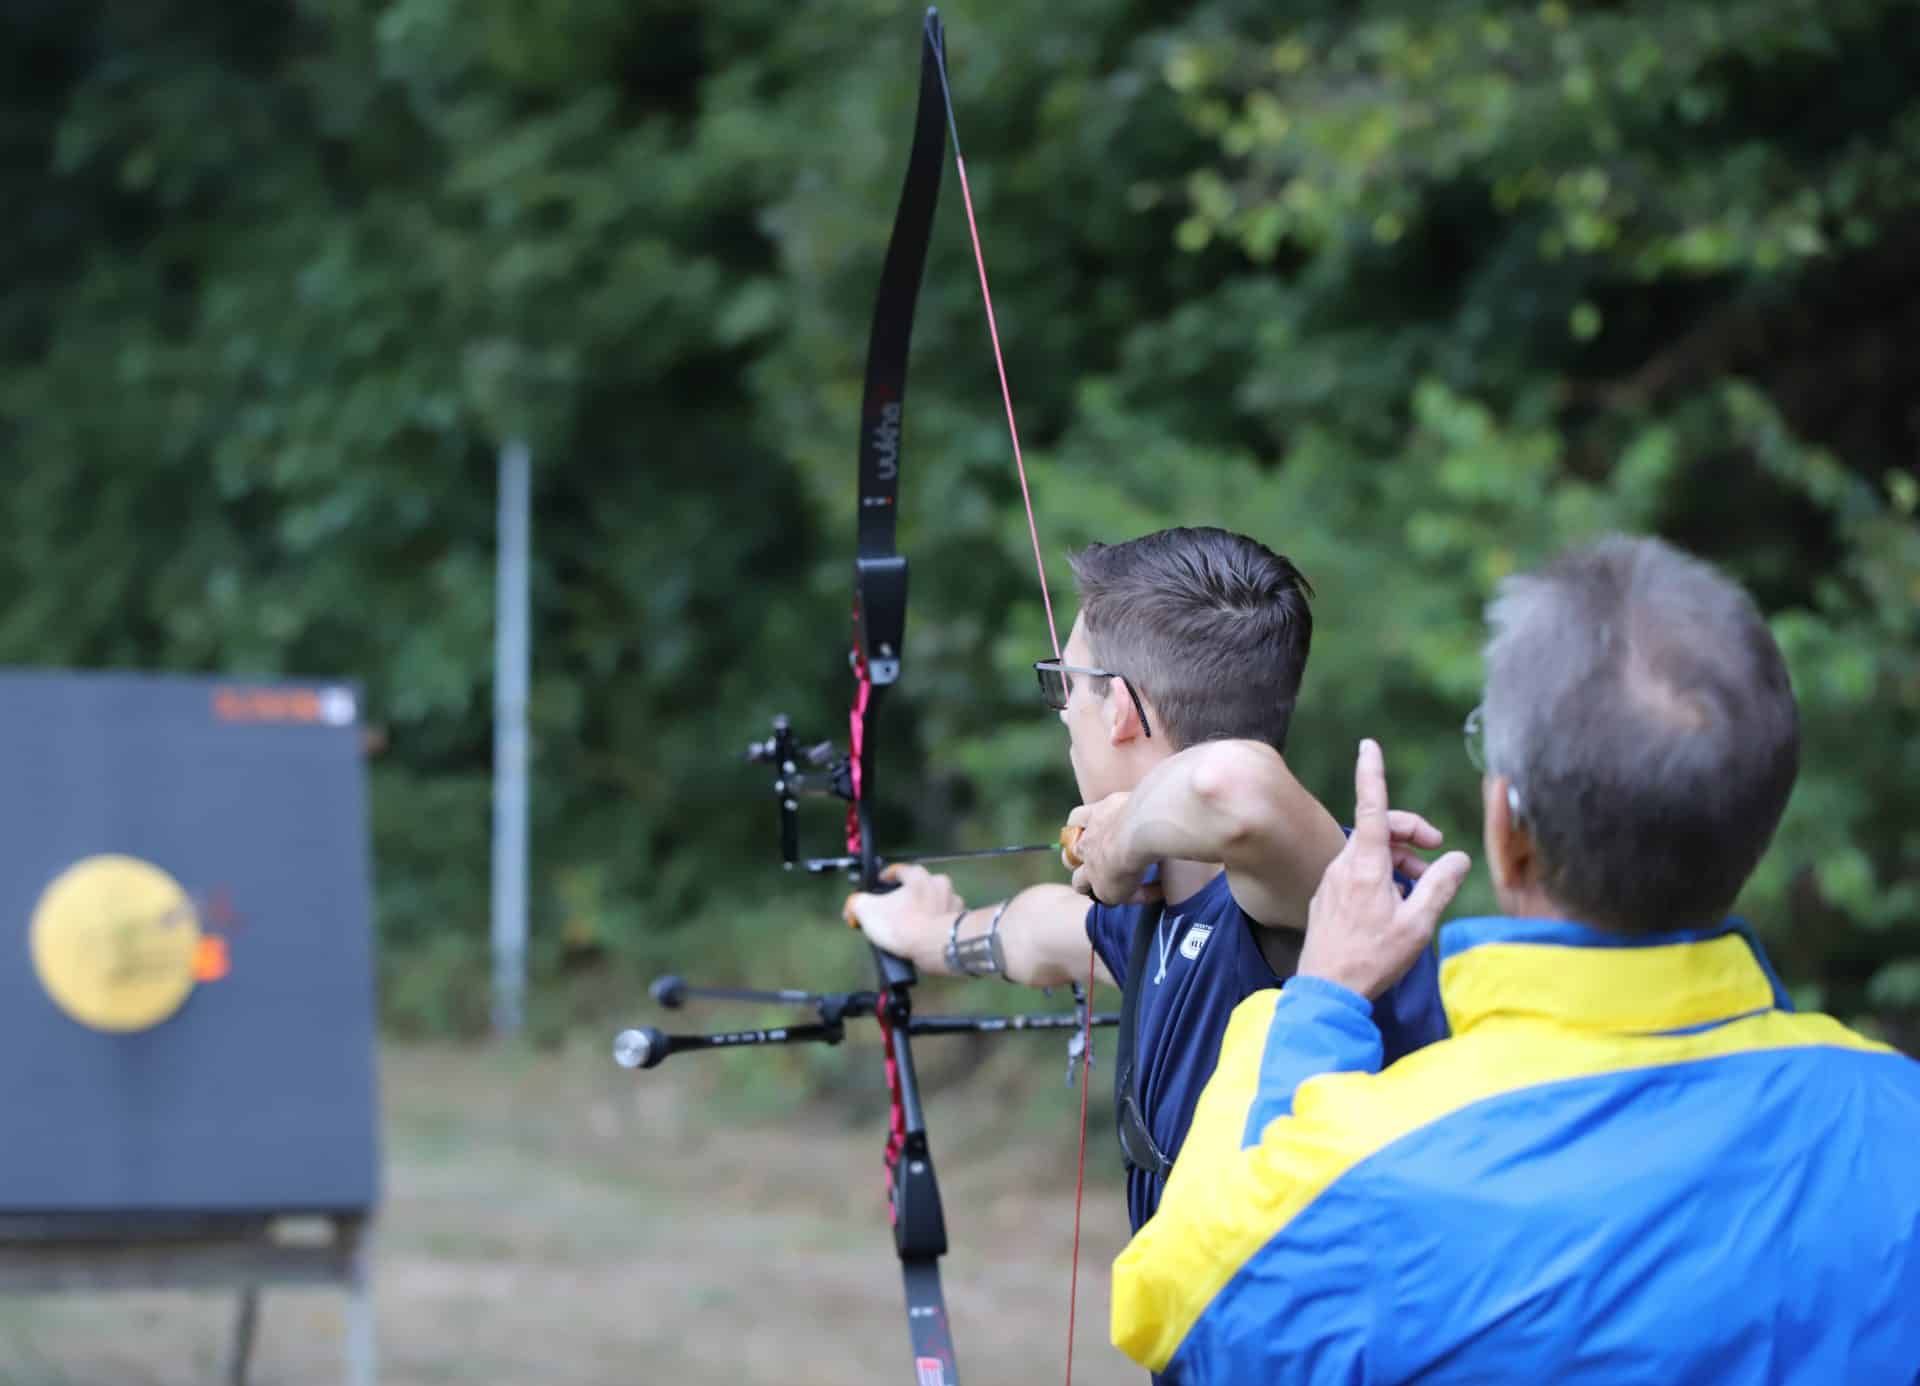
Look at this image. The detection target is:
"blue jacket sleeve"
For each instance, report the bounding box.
[1239,975,1382,1146]
[1112,976,1383,1380]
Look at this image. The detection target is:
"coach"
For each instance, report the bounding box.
[1110,534,1920,1384]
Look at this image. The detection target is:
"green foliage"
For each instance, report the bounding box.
[1078,0,1920,1021]
[0,0,1913,1039]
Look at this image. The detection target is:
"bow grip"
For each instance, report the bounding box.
[842,872,903,930]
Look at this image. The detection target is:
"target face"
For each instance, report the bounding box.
[30,854,202,1033]
[0,668,379,1214]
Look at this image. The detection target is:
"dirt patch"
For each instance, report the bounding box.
[0,1037,1142,1385]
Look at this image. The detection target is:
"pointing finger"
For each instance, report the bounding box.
[1351,738,1391,852]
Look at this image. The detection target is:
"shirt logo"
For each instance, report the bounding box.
[1179,923,1214,961]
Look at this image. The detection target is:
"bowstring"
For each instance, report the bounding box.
[929,22,1096,1386]
[928,22,1063,664]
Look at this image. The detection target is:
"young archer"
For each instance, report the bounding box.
[847,526,1449,1234]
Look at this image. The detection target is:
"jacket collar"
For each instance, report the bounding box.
[1435,916,1792,1037]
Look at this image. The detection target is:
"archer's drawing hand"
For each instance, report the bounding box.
[845,864,963,957]
[1064,793,1163,907]
[1299,740,1471,999]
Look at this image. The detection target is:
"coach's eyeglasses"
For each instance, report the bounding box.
[1034,660,1153,739]
[1466,702,1529,824]
[1464,703,1487,772]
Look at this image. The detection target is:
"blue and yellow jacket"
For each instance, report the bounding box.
[1110,916,1920,1383]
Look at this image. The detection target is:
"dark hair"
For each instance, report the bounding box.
[1066,527,1315,752]
[1482,534,1801,934]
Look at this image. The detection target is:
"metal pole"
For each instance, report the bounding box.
[491,439,531,1037]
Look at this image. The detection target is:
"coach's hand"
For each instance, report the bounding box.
[1299,740,1471,999]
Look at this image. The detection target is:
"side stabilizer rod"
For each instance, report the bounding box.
[613,1008,1120,1071]
[650,975,830,1010]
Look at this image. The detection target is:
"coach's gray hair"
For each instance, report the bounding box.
[1481,534,1799,934]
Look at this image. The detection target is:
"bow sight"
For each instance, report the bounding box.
[744,713,849,873]
[744,713,1060,876]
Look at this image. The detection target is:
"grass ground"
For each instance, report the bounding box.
[0,1033,1140,1385]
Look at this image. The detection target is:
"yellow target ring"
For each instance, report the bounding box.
[30,855,202,1033]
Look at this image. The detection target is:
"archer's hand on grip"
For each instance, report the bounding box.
[844,863,962,962]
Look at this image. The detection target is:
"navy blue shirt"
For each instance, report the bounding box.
[1088,869,1448,1232]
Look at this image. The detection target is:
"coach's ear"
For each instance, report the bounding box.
[1482,774,1538,895]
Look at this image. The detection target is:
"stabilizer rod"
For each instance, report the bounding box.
[614,1021,849,1070]
[614,1006,1119,1071]
[650,975,827,1010]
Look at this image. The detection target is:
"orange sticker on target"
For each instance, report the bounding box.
[193,935,231,982]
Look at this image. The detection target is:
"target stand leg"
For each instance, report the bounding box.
[343,1215,377,1386]
[229,1285,261,1386]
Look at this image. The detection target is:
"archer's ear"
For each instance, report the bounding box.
[1107,681,1148,747]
